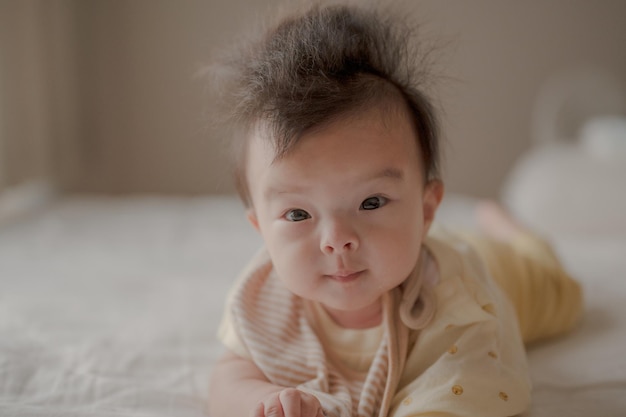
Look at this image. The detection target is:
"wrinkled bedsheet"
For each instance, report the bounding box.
[1,195,625,416]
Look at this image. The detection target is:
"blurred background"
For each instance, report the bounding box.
[2,4,626,415]
[1,0,625,202]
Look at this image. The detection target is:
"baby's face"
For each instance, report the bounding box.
[245,105,442,329]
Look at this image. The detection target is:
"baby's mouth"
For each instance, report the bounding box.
[325,270,365,283]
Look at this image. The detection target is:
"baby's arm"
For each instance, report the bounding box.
[209,350,278,416]
[209,350,324,417]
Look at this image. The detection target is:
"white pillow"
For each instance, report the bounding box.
[502,143,626,238]
[580,115,626,158]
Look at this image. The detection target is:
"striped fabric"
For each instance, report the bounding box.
[230,249,436,417]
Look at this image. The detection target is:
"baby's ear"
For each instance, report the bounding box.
[423,179,444,233]
[246,208,260,232]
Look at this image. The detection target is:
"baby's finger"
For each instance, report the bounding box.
[251,401,265,417]
[298,391,323,417]
[254,393,285,417]
[278,388,302,416]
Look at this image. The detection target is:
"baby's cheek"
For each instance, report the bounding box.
[385,229,422,271]
[271,241,315,276]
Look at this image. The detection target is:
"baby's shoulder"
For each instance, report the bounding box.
[423,225,511,328]
[426,225,494,285]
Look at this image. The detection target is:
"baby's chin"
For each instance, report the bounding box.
[320,299,385,329]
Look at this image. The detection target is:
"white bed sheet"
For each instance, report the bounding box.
[1,194,625,416]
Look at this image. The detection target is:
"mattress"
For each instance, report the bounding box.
[1,194,625,416]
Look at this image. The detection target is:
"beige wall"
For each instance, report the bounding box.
[422,1,626,196]
[2,0,626,197]
[0,0,82,192]
[0,0,52,191]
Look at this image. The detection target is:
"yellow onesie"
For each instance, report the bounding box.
[457,228,583,344]
[217,224,583,417]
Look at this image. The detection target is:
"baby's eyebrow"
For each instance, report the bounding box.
[372,167,404,181]
[264,183,307,200]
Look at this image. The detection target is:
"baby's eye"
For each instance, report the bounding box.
[360,196,388,210]
[284,209,311,222]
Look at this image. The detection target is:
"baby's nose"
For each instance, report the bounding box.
[320,220,359,254]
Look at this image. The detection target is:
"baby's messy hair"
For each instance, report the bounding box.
[210,1,441,207]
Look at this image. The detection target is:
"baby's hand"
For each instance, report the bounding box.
[252,388,324,417]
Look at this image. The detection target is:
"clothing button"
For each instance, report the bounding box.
[499,391,509,401]
[488,351,498,359]
[448,345,458,354]
[452,385,464,395]
[482,304,496,315]
[402,396,413,406]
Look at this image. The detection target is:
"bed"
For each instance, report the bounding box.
[1,175,625,416]
[2,63,626,412]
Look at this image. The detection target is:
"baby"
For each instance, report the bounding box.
[208,3,582,417]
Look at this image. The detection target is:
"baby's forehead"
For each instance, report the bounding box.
[241,101,428,207]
